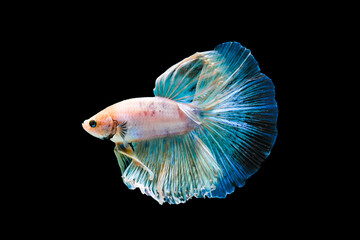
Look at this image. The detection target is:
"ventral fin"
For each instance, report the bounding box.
[115,143,154,181]
[114,145,131,174]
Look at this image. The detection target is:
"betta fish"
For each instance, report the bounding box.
[82,42,278,204]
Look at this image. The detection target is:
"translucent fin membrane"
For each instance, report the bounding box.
[196,74,278,197]
[154,54,206,103]
[153,42,278,199]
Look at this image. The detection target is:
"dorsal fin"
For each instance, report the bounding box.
[153,42,261,105]
[153,53,208,103]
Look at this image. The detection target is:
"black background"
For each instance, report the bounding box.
[60,34,297,216]
[18,7,321,234]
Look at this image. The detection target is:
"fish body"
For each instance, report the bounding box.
[82,42,278,204]
[83,97,198,143]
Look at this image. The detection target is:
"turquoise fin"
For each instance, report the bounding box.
[153,42,278,199]
[153,52,209,103]
[121,132,221,205]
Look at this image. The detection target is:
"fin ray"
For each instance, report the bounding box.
[154,53,208,103]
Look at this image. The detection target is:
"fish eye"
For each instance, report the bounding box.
[89,120,97,128]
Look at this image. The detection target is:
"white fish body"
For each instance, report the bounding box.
[105,97,198,143]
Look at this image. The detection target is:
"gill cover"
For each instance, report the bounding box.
[83,112,116,140]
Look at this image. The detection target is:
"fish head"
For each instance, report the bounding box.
[82,111,116,140]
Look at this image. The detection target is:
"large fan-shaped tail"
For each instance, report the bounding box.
[154,41,278,198]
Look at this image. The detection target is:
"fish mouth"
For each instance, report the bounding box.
[82,120,88,131]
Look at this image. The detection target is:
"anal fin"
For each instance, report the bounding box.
[121,132,221,204]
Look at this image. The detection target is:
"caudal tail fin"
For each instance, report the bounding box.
[154,41,278,198]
